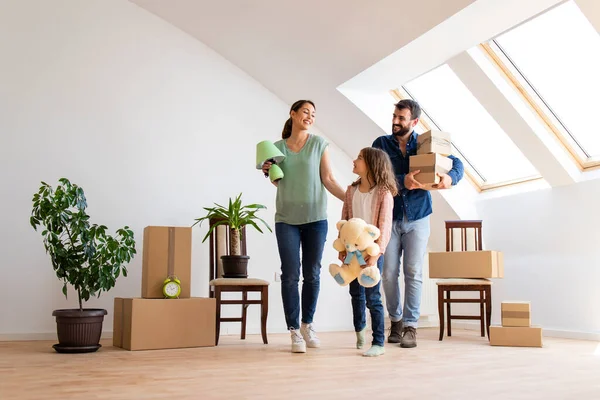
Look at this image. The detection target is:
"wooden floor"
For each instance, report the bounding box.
[1,328,599,399]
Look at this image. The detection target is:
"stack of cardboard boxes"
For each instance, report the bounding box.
[113,226,216,351]
[409,130,453,189]
[428,234,543,348]
[490,301,543,347]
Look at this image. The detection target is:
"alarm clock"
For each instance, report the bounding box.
[162,276,181,299]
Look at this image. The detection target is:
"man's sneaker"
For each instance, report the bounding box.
[387,320,403,343]
[400,326,417,348]
[290,329,306,353]
[300,323,321,348]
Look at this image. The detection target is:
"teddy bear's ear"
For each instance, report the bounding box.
[336,220,347,231]
[365,224,381,240]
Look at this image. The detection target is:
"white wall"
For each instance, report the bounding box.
[0,0,357,339]
[470,179,600,338]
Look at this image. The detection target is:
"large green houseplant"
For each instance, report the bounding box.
[193,193,271,278]
[30,178,136,353]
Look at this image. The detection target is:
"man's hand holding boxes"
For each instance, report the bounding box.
[409,130,453,189]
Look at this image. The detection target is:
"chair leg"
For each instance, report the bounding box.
[261,286,269,344]
[485,286,492,340]
[438,286,444,341]
[241,290,248,340]
[446,290,452,337]
[480,289,485,337]
[215,287,222,346]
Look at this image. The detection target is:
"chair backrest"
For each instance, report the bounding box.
[208,218,248,282]
[445,220,483,252]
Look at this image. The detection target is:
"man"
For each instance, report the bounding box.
[372,99,464,348]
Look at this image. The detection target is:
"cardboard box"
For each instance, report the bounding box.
[429,250,504,278]
[417,130,452,155]
[113,297,216,351]
[409,153,453,188]
[141,226,192,299]
[502,301,531,327]
[490,325,543,347]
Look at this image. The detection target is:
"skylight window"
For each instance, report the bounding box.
[492,0,600,163]
[403,64,540,185]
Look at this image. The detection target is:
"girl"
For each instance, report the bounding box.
[261,100,346,353]
[339,147,397,357]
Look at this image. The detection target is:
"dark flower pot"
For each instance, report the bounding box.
[51,308,107,353]
[221,255,250,278]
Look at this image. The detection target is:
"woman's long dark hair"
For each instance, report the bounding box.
[282,100,316,139]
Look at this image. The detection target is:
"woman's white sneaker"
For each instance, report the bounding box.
[290,329,306,353]
[300,323,321,348]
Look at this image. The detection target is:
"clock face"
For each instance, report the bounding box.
[164,282,179,297]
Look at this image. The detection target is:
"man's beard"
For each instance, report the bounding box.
[392,124,411,137]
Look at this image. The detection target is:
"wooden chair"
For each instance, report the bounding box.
[437,220,492,341]
[208,218,269,345]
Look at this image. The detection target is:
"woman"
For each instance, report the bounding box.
[262,100,345,353]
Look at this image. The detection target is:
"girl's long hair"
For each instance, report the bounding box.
[352,147,398,196]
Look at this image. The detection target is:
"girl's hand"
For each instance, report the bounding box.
[364,254,380,267]
[338,252,346,263]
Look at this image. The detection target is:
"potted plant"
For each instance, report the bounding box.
[193,193,271,278]
[30,178,136,353]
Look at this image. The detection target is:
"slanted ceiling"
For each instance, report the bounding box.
[129,0,476,156]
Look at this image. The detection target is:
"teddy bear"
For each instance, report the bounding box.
[328,218,381,288]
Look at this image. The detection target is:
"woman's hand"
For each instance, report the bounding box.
[261,161,272,176]
[262,161,279,186]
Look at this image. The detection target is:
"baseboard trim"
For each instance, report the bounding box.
[0,331,115,342]
[2,322,598,342]
[447,321,600,342]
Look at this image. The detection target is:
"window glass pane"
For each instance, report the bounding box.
[495,1,600,157]
[404,64,539,183]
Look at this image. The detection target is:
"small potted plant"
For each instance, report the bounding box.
[193,193,271,278]
[30,178,136,353]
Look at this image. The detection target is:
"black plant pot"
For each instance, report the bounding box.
[51,308,107,353]
[221,255,250,278]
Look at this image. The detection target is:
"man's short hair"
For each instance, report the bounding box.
[395,99,422,120]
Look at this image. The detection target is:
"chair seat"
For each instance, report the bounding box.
[436,278,492,286]
[210,278,269,286]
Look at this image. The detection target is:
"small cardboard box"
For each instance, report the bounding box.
[141,226,192,299]
[502,301,531,327]
[113,297,216,351]
[490,325,543,347]
[417,130,452,155]
[429,250,504,279]
[409,153,453,188]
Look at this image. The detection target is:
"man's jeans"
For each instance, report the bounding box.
[349,256,385,346]
[275,220,328,330]
[382,215,430,328]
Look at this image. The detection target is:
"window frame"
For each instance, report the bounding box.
[480,23,600,170]
[390,88,543,192]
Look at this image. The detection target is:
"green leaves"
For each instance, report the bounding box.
[30,178,137,311]
[192,193,273,248]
